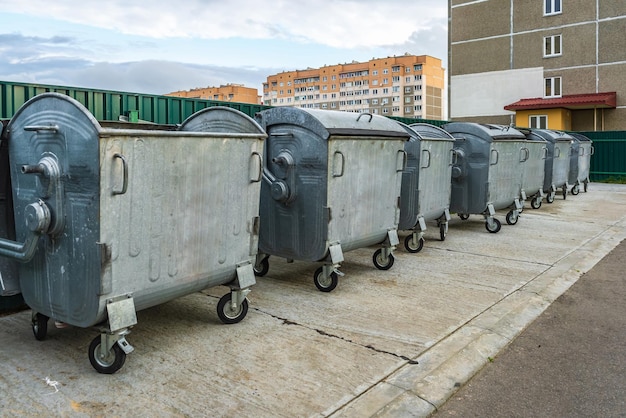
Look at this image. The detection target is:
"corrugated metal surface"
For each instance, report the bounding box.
[578,131,626,182]
[0,80,272,123]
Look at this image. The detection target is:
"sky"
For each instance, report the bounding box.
[0,0,449,97]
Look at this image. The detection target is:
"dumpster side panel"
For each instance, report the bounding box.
[450,137,490,215]
[0,121,20,296]
[487,141,524,210]
[417,138,454,221]
[551,141,571,188]
[100,132,264,313]
[327,136,404,252]
[398,137,420,230]
[522,140,547,197]
[8,95,102,327]
[258,125,328,262]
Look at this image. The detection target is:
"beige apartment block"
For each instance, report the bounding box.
[263,54,446,120]
[166,84,261,104]
[449,0,625,131]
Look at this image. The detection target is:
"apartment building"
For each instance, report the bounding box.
[262,54,445,120]
[449,0,625,131]
[166,83,261,104]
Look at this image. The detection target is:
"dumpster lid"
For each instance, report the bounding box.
[526,128,574,143]
[568,132,593,143]
[408,123,455,141]
[256,107,409,140]
[179,106,265,134]
[443,122,526,141]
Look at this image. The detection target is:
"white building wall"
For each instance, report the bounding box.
[451,67,544,118]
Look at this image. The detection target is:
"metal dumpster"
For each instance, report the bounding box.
[443,123,526,233]
[0,119,20,297]
[253,108,409,292]
[527,129,572,202]
[396,122,454,253]
[0,93,266,373]
[568,132,593,194]
[515,128,548,209]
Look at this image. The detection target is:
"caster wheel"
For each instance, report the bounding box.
[88,336,126,374]
[404,235,424,253]
[217,293,249,324]
[571,184,580,195]
[459,214,470,220]
[531,198,542,209]
[253,257,269,277]
[439,223,447,241]
[485,218,502,233]
[584,181,588,192]
[313,267,338,292]
[546,193,555,203]
[32,313,49,341]
[373,249,394,270]
[506,210,519,225]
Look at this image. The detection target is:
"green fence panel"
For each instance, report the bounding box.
[578,131,626,182]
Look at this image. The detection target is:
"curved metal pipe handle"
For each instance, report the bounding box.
[112,153,128,195]
[421,149,431,168]
[249,152,262,182]
[356,112,373,122]
[332,151,345,177]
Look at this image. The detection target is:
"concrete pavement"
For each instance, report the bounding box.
[1,183,625,417]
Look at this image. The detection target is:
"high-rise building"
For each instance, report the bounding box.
[166,84,260,104]
[449,0,625,130]
[263,54,445,120]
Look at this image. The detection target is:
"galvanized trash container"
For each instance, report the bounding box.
[515,128,548,209]
[443,123,526,233]
[396,122,454,253]
[526,129,572,202]
[0,93,266,373]
[253,108,409,292]
[568,132,593,194]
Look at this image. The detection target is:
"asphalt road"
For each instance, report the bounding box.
[432,239,626,417]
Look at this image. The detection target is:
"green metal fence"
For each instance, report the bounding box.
[1,80,273,124]
[578,131,626,182]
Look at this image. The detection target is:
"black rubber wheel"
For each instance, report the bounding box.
[373,249,395,270]
[404,234,424,253]
[562,186,567,200]
[506,210,518,225]
[584,180,588,192]
[439,223,447,241]
[217,293,249,324]
[88,336,126,374]
[313,267,338,292]
[571,184,580,195]
[253,257,269,277]
[531,198,542,209]
[459,214,470,220]
[546,193,555,203]
[32,313,49,341]
[485,218,502,233]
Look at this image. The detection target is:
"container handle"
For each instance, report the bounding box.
[249,152,262,182]
[112,153,128,195]
[542,146,548,160]
[332,151,345,177]
[450,149,458,166]
[397,150,407,172]
[24,125,59,133]
[490,149,499,165]
[356,112,373,122]
[520,147,529,162]
[421,149,431,168]
[555,147,561,158]
[590,146,595,156]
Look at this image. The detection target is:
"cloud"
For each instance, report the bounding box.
[1,0,447,48]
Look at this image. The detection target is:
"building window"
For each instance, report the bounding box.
[404,87,412,93]
[405,97,412,103]
[544,0,561,15]
[530,115,548,129]
[545,77,562,97]
[383,69,389,74]
[544,34,562,57]
[413,64,422,71]
[404,107,412,113]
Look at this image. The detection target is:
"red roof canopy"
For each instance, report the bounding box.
[505,92,616,111]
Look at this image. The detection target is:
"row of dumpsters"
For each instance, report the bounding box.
[0,93,592,373]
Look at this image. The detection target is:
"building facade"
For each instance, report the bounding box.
[449,0,625,131]
[262,55,445,120]
[166,84,260,104]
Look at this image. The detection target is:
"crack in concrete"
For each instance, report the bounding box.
[259,309,419,364]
